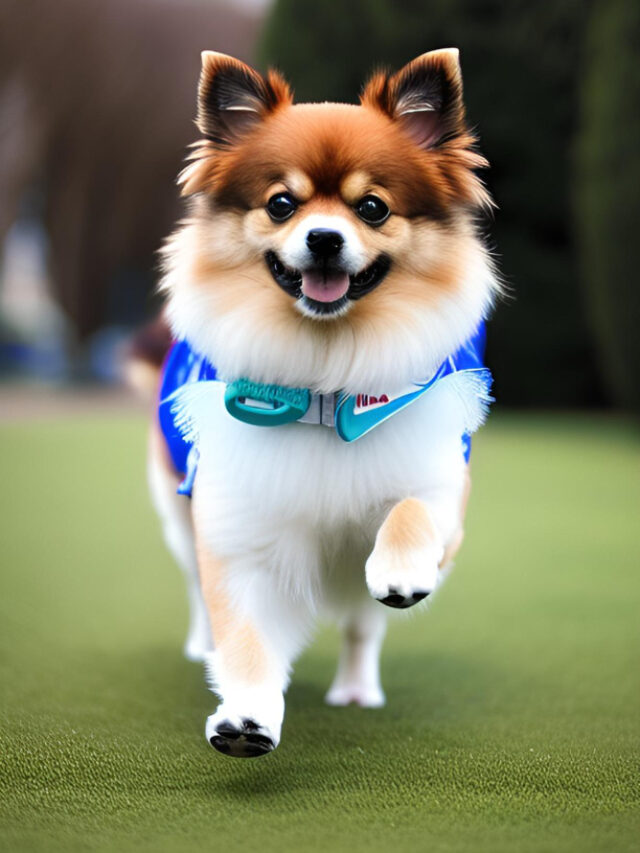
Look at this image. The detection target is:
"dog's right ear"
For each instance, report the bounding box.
[197,51,292,146]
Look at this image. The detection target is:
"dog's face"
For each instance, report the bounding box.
[166,50,497,392]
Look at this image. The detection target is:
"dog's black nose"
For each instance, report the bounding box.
[306,229,344,258]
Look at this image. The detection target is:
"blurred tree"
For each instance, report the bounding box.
[0,0,262,361]
[576,0,640,411]
[259,0,600,406]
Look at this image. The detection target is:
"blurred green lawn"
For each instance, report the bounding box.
[0,411,638,853]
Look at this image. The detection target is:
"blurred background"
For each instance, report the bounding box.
[0,0,638,412]
[1,5,638,849]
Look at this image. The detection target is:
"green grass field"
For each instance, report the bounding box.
[0,411,638,853]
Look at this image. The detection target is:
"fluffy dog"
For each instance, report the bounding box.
[147,48,498,757]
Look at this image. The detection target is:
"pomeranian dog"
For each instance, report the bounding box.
[145,48,498,758]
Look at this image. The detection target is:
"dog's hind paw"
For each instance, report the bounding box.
[325,683,385,708]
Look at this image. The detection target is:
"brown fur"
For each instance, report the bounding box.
[192,492,273,686]
[149,421,273,684]
[181,49,491,220]
[194,540,269,684]
[183,103,488,218]
[162,51,496,398]
[441,466,472,567]
[149,417,177,479]
[376,498,439,553]
[165,201,481,349]
[373,483,470,577]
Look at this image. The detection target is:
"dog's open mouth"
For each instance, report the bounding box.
[265,252,391,317]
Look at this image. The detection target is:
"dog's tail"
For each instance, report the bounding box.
[124,313,173,400]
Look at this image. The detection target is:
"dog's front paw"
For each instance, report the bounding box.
[365,542,443,609]
[376,586,431,609]
[205,689,283,759]
[206,713,277,758]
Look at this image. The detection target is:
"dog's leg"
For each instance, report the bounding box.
[325,604,387,708]
[366,496,449,609]
[441,465,472,569]
[193,513,309,758]
[148,425,212,661]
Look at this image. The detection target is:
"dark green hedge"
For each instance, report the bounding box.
[575,0,640,411]
[258,0,602,406]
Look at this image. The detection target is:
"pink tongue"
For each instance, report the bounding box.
[301,270,350,303]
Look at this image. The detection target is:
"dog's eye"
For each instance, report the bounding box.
[355,195,390,226]
[266,192,298,222]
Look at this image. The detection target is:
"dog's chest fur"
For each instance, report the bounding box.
[183,376,473,607]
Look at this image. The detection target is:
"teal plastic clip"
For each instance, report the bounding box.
[224,378,311,427]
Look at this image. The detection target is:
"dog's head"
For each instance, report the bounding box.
[164,50,497,392]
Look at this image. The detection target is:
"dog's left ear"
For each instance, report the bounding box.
[362,48,465,149]
[197,51,292,145]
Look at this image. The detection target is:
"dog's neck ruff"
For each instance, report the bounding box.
[158,322,492,497]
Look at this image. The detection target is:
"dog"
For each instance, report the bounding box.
[144,48,499,758]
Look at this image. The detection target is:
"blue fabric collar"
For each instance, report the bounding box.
[158,322,492,496]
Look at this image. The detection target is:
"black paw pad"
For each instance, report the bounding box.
[381,593,406,607]
[378,588,431,609]
[411,591,430,603]
[215,720,241,739]
[209,736,231,753]
[209,719,276,759]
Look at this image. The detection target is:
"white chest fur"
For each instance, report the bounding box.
[179,373,479,611]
